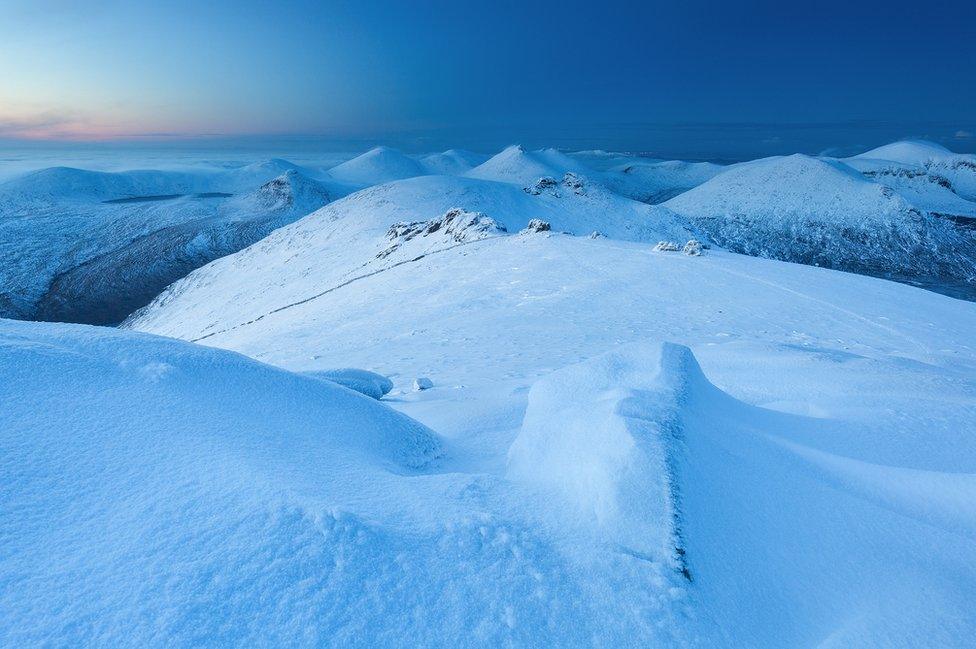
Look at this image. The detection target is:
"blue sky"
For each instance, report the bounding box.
[1,0,973,158]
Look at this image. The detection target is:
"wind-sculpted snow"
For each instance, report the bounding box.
[304,367,394,399]
[508,342,704,579]
[665,154,976,289]
[0,168,331,324]
[0,319,703,646]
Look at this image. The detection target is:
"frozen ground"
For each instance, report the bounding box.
[2,140,976,646]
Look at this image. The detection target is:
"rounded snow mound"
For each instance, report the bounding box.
[0,320,443,644]
[326,146,428,186]
[420,149,489,175]
[466,144,588,185]
[852,140,954,164]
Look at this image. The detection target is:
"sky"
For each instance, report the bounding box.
[1,0,974,159]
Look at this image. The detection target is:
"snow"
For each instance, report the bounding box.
[466,144,588,185]
[852,139,954,164]
[602,159,724,203]
[304,367,394,399]
[326,146,428,186]
[508,342,700,573]
[125,224,976,645]
[664,153,976,285]
[4,139,976,645]
[420,149,489,175]
[0,164,335,324]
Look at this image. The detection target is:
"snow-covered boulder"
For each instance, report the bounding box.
[305,368,394,399]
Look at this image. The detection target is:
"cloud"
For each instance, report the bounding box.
[955,130,972,138]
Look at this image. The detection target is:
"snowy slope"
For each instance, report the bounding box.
[466,145,588,185]
[664,154,976,285]
[326,146,428,185]
[601,159,724,203]
[124,173,692,337]
[420,149,489,175]
[0,167,331,324]
[848,140,976,202]
[852,139,954,165]
[127,225,976,645]
[1,318,712,646]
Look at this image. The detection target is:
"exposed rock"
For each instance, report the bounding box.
[653,241,681,252]
[378,208,506,258]
[520,219,551,234]
[523,176,559,195]
[413,377,433,391]
[682,240,703,256]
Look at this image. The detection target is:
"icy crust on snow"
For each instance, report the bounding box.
[508,342,705,577]
[0,168,331,324]
[664,154,976,284]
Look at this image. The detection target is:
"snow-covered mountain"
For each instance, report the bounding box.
[466,145,588,185]
[124,172,692,336]
[851,139,954,165]
[601,159,724,203]
[664,153,976,286]
[4,139,976,645]
[0,166,331,324]
[848,140,976,202]
[420,148,489,175]
[325,145,428,185]
[123,210,976,646]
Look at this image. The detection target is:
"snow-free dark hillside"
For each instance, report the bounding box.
[664,153,976,289]
[0,167,331,324]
